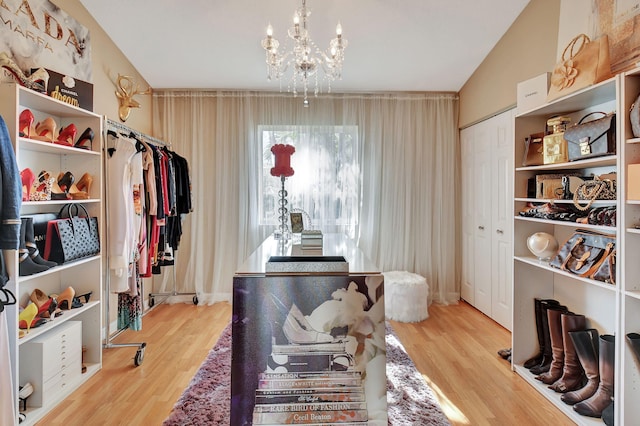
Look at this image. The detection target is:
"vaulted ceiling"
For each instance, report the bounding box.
[79,0,530,93]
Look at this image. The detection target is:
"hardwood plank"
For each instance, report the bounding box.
[390,301,575,426]
[35,300,574,425]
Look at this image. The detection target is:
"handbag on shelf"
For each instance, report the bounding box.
[22,212,57,254]
[572,173,617,211]
[44,204,100,264]
[564,112,616,161]
[543,116,571,164]
[522,132,545,166]
[631,93,640,138]
[547,34,612,102]
[549,229,616,282]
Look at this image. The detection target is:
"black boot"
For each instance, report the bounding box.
[627,332,640,364]
[530,302,567,375]
[22,217,57,267]
[524,298,560,369]
[18,220,50,276]
[574,334,615,418]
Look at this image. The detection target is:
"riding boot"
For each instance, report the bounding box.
[549,312,586,392]
[574,334,615,418]
[562,329,600,405]
[524,298,559,369]
[627,332,640,364]
[530,302,567,375]
[536,307,566,384]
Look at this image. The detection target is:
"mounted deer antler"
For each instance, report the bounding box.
[115,74,151,122]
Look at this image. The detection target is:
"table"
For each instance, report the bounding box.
[231,234,387,425]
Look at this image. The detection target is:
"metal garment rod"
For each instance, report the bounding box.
[104,117,171,148]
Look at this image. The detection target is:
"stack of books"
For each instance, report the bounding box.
[301,230,323,250]
[252,371,368,424]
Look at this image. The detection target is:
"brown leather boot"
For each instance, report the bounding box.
[536,308,565,384]
[562,329,600,405]
[549,313,586,392]
[574,334,615,417]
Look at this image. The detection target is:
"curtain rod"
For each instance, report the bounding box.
[104,116,171,148]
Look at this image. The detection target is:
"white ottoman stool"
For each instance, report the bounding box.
[383,271,429,322]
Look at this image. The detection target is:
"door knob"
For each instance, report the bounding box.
[478,226,485,230]
[496,229,504,234]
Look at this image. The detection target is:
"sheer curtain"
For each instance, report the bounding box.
[152,91,460,305]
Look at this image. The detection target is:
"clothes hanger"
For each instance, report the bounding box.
[107,129,118,157]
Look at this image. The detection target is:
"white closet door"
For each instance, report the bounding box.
[490,110,514,331]
[473,119,493,317]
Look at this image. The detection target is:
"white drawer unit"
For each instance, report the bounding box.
[20,321,83,408]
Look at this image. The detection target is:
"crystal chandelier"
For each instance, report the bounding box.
[261,0,347,107]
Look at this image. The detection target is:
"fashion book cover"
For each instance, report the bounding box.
[231,274,386,425]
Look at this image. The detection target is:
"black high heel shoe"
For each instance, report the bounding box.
[74,127,94,150]
[57,171,74,193]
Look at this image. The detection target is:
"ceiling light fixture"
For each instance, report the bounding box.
[261,0,347,107]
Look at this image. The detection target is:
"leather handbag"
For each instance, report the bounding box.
[564,112,616,161]
[572,173,617,211]
[22,212,57,254]
[44,204,100,263]
[547,34,612,101]
[549,229,616,282]
[631,93,640,138]
[522,132,545,166]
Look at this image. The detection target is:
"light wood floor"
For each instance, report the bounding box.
[36,300,574,425]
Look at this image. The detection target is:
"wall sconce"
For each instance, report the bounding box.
[115,74,150,122]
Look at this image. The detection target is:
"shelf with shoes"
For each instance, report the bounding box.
[0,83,103,426]
[512,75,620,425]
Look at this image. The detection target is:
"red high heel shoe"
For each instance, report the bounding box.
[74,127,94,150]
[32,117,56,142]
[56,123,77,147]
[19,109,36,138]
[20,168,35,201]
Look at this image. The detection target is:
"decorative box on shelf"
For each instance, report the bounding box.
[301,230,323,249]
[517,72,550,114]
[32,68,94,111]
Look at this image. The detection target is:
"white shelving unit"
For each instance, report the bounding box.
[0,83,103,426]
[512,76,620,425]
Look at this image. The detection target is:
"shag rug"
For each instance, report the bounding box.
[163,322,450,425]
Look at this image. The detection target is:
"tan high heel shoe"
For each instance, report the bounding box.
[32,117,56,142]
[69,172,93,199]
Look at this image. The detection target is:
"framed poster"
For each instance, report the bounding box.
[231,274,386,425]
[0,0,92,81]
[595,0,640,73]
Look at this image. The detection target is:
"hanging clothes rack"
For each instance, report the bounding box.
[102,117,195,366]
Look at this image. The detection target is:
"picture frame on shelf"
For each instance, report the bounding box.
[290,212,303,233]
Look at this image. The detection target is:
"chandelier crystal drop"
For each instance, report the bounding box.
[261,0,347,106]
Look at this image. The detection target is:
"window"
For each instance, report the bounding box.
[260,125,360,237]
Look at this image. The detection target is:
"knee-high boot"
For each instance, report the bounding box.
[627,332,640,364]
[549,313,586,392]
[562,329,600,405]
[530,302,567,375]
[536,307,566,384]
[524,298,560,369]
[574,334,615,418]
